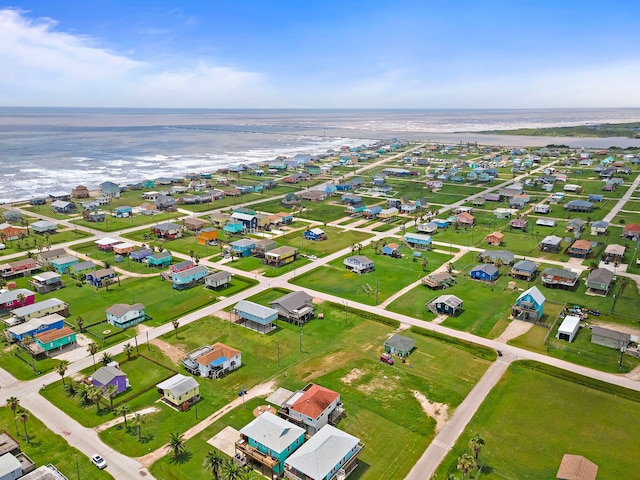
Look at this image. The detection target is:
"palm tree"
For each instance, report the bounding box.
[123,342,134,361]
[203,449,225,480]
[87,342,98,369]
[16,292,26,306]
[55,360,70,385]
[168,432,186,460]
[421,258,429,272]
[172,320,180,337]
[456,453,476,480]
[101,351,113,366]
[222,461,244,480]
[469,433,486,462]
[103,384,118,411]
[88,386,103,413]
[116,404,131,429]
[133,413,145,441]
[6,397,20,436]
[76,316,84,333]
[16,409,30,443]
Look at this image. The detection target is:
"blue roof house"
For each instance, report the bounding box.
[114,206,133,218]
[512,286,545,321]
[231,212,259,230]
[470,264,499,282]
[303,228,326,241]
[230,239,256,257]
[433,219,450,228]
[363,205,382,218]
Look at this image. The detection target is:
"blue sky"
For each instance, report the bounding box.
[1,1,639,108]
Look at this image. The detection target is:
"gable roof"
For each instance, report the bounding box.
[587,268,614,285]
[516,286,545,305]
[34,326,75,344]
[512,260,537,272]
[285,425,360,479]
[240,412,304,453]
[92,366,126,385]
[235,300,279,319]
[556,454,598,480]
[289,384,340,419]
[106,303,145,317]
[433,294,463,308]
[156,374,199,397]
[270,291,313,312]
[196,342,241,366]
[470,264,498,275]
[542,267,578,280]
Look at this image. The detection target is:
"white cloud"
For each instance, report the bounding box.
[0,8,269,107]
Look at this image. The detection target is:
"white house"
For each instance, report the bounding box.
[196,342,242,379]
[280,384,342,434]
[106,303,146,328]
[343,255,374,274]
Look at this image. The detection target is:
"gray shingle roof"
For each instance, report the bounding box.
[240,412,304,453]
[156,374,199,397]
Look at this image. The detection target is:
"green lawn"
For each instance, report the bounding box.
[0,228,92,257]
[292,248,451,305]
[278,226,373,257]
[0,406,112,479]
[72,211,183,232]
[433,361,640,479]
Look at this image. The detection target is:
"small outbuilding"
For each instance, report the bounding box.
[557,315,581,342]
[384,334,415,358]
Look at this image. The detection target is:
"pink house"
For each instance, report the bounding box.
[0,288,35,312]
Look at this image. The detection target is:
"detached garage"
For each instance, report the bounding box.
[557,315,580,342]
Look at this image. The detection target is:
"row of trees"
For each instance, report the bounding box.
[6,397,30,443]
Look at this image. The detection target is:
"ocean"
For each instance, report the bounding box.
[1,107,640,203]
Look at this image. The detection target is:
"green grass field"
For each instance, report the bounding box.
[433,361,640,479]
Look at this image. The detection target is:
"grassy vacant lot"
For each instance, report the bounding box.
[433,361,640,479]
[72,211,183,232]
[293,247,451,305]
[146,307,493,479]
[120,228,231,259]
[278,225,373,256]
[0,407,112,479]
[0,228,92,257]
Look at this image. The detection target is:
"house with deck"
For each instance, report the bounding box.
[622,223,640,240]
[196,342,242,378]
[478,250,515,265]
[50,200,76,214]
[50,255,80,274]
[231,239,256,257]
[106,303,146,328]
[540,235,562,253]
[279,384,342,435]
[100,181,121,198]
[564,200,593,213]
[0,289,35,313]
[586,268,614,296]
[236,412,305,476]
[95,237,120,251]
[156,374,200,410]
[37,248,67,264]
[152,222,182,239]
[421,272,455,289]
[284,425,363,480]
[30,220,57,234]
[510,260,538,280]
[270,291,314,324]
[0,258,40,280]
[147,251,172,268]
[253,239,277,258]
[10,298,68,324]
[343,255,374,274]
[590,220,609,236]
[403,232,432,250]
[171,265,210,290]
[91,366,129,394]
[427,294,463,316]
[29,272,64,294]
[204,271,232,289]
[603,244,626,263]
[304,228,326,241]
[233,300,279,333]
[130,247,153,262]
[567,239,593,259]
[566,218,584,233]
[264,246,298,267]
[7,313,65,342]
[511,286,545,321]
[33,326,76,355]
[86,268,116,288]
[541,267,579,290]
[69,260,97,276]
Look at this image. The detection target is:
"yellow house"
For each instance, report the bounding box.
[156,374,200,411]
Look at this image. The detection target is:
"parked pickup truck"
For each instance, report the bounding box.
[380,352,394,365]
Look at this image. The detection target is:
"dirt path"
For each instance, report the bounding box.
[148,337,186,364]
[94,406,160,432]
[137,379,276,468]
[494,319,534,343]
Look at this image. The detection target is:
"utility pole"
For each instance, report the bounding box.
[277,341,280,367]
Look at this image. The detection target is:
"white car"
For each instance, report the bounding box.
[91,454,107,469]
[0,243,5,250]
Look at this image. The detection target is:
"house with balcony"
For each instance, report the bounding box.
[304,228,326,241]
[622,223,640,240]
[421,272,455,289]
[403,232,432,250]
[511,286,545,321]
[284,425,363,480]
[152,222,182,239]
[106,303,146,328]
[196,342,242,378]
[29,272,64,294]
[233,300,279,333]
[270,291,314,325]
[236,412,305,476]
[156,374,200,410]
[204,271,232,290]
[264,246,298,267]
[485,232,504,246]
[510,260,538,280]
[567,239,593,259]
[279,384,342,435]
[6,313,66,342]
[230,239,256,257]
[95,237,120,251]
[33,326,76,356]
[343,255,374,274]
[540,235,562,253]
[30,220,57,234]
[10,298,68,324]
[50,255,80,274]
[586,268,614,296]
[590,220,609,236]
[171,265,210,290]
[541,267,579,290]
[603,244,626,263]
[86,268,116,288]
[147,251,172,268]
